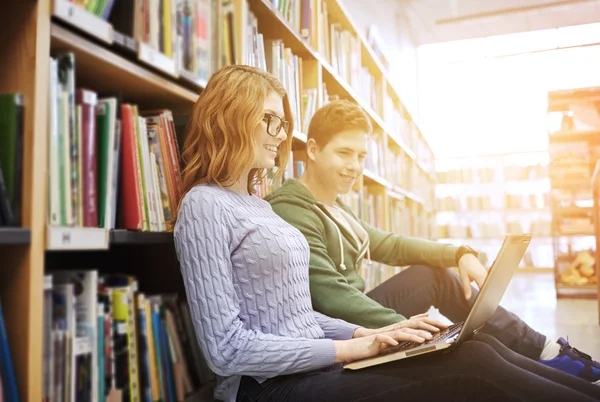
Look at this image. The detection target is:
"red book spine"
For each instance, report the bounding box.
[76,89,98,227]
[120,104,143,230]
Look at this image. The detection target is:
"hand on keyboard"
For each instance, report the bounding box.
[355,312,449,339]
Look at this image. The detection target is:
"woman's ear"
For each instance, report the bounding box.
[306,138,318,162]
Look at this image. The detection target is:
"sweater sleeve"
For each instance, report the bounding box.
[312,311,360,340]
[174,190,336,379]
[360,219,458,269]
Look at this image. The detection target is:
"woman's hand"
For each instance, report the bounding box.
[353,312,448,338]
[335,328,432,363]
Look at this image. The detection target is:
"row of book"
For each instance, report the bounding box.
[438,164,551,185]
[386,150,413,189]
[364,136,385,179]
[437,167,498,184]
[0,94,23,227]
[504,164,549,181]
[240,4,308,136]
[389,199,434,239]
[436,220,553,239]
[69,0,116,20]
[437,194,550,212]
[48,52,183,231]
[363,193,385,231]
[65,0,213,84]
[43,271,213,402]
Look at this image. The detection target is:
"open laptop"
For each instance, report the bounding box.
[343,233,532,370]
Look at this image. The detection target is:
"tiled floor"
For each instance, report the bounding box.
[430,272,600,360]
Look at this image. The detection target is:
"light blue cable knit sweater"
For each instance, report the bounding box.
[173,184,360,402]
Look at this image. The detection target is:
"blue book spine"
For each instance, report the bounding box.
[0,301,19,402]
[158,318,175,402]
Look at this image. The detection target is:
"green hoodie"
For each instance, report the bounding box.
[265,179,459,329]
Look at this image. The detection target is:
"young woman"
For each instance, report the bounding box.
[173,64,600,402]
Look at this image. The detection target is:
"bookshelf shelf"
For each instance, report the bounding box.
[320,61,387,132]
[50,23,199,114]
[555,283,598,299]
[110,229,173,245]
[362,169,388,187]
[395,187,425,206]
[0,228,31,245]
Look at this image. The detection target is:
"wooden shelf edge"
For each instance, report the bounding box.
[0,228,31,245]
[362,169,388,187]
[110,229,174,245]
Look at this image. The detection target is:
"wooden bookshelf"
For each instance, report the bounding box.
[0,0,438,399]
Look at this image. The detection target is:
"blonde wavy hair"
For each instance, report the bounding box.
[172,65,294,226]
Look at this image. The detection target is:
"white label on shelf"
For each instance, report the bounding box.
[53,0,113,44]
[138,42,177,77]
[46,225,109,250]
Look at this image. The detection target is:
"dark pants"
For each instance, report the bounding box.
[237,336,600,402]
[366,265,547,360]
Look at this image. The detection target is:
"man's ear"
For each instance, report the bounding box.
[306,138,319,162]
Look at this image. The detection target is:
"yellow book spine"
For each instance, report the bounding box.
[163,0,172,57]
[145,299,161,401]
[112,288,141,402]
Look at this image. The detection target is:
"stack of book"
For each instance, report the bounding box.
[48,53,183,232]
[108,0,214,82]
[0,93,24,227]
[43,271,213,402]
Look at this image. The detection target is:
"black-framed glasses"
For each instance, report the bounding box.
[263,112,290,137]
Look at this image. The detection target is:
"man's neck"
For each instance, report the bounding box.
[299,168,337,206]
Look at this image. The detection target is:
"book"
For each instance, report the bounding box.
[0,301,19,402]
[0,93,24,226]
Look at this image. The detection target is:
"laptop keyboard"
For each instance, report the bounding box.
[379,322,464,356]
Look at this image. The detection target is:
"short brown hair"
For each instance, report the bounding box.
[307,100,372,146]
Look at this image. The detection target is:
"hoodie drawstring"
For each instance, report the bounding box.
[321,212,347,270]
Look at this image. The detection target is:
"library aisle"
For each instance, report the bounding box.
[1,0,600,401]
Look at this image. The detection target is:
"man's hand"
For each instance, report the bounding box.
[458,253,487,300]
[353,312,447,338]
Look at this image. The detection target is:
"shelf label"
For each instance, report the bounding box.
[138,42,177,77]
[53,0,114,44]
[46,225,109,250]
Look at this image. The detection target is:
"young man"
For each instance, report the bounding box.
[265,99,600,384]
